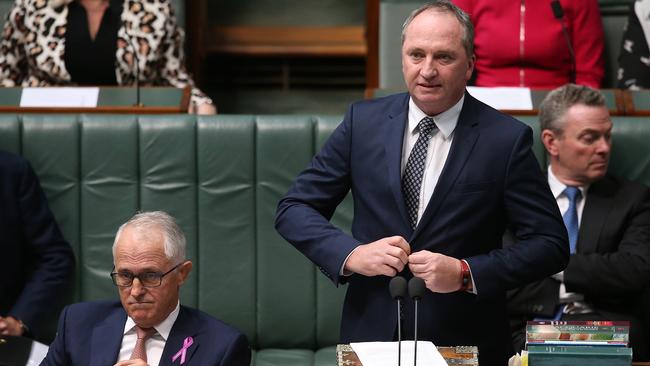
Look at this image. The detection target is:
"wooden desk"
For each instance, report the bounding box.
[337,344,479,365]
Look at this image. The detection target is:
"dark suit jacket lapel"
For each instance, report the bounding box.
[383,93,412,230]
[578,177,615,253]
[90,305,126,366]
[160,306,200,366]
[413,92,480,240]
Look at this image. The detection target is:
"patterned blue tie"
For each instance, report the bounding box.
[563,186,581,254]
[402,117,437,229]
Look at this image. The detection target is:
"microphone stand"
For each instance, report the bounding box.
[408,277,425,366]
[550,0,576,84]
[126,27,144,107]
[389,276,407,366]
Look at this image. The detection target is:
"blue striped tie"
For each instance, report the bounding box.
[563,186,581,254]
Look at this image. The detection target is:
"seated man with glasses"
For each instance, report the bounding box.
[41,211,251,366]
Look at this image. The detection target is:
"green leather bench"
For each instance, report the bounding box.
[0,113,648,365]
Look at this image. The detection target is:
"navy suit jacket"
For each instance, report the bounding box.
[0,150,74,340]
[41,300,251,366]
[275,92,569,365]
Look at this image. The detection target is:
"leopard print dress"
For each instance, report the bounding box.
[0,0,212,108]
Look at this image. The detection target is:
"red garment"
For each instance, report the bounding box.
[454,0,605,88]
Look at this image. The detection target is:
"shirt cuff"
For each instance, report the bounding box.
[340,246,361,276]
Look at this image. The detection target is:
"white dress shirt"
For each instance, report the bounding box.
[118,302,180,366]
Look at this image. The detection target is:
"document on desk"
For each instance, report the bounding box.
[20,87,100,107]
[467,86,533,110]
[351,341,448,366]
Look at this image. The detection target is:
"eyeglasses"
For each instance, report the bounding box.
[110,263,183,288]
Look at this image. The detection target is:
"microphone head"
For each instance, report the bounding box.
[550,0,564,19]
[389,276,408,300]
[408,277,426,300]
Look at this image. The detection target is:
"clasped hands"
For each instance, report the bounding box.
[344,236,463,293]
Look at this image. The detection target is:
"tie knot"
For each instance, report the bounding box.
[564,186,581,202]
[417,117,437,137]
[135,326,156,340]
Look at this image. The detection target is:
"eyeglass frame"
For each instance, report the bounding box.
[110,262,184,288]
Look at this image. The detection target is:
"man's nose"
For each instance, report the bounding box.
[420,58,437,78]
[130,277,146,297]
[597,137,611,154]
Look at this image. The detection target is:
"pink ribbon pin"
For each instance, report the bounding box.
[172,336,194,364]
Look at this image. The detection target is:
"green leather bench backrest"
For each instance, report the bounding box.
[0,114,348,350]
[0,113,646,350]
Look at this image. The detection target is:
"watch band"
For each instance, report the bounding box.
[459,259,471,292]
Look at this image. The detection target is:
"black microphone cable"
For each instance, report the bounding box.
[551,0,576,84]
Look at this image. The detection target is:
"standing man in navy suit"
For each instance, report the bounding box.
[42,211,250,366]
[0,150,75,341]
[275,1,569,365]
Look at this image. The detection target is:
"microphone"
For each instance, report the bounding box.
[408,277,426,366]
[389,276,408,366]
[550,0,576,84]
[125,27,144,107]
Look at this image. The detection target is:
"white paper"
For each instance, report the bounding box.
[467,86,533,110]
[26,339,48,365]
[351,341,448,366]
[20,87,99,107]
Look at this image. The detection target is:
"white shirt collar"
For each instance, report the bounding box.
[407,95,464,140]
[123,301,180,341]
[547,166,588,199]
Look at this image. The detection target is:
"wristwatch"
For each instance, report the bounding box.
[459,259,472,292]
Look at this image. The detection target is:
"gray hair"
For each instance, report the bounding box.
[539,83,606,135]
[112,211,186,264]
[401,0,475,58]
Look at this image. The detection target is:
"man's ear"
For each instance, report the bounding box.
[177,260,193,286]
[541,129,560,157]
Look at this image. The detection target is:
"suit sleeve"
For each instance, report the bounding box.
[565,185,650,297]
[40,305,71,366]
[275,105,360,285]
[569,0,605,87]
[468,124,570,295]
[8,159,75,336]
[218,333,251,366]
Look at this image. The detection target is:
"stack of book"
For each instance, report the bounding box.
[525,320,633,365]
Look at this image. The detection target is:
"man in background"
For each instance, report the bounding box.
[508,84,650,361]
[0,150,75,341]
[42,211,250,366]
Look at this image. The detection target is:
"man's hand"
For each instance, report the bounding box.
[344,236,411,277]
[114,359,148,366]
[408,251,462,293]
[0,316,24,336]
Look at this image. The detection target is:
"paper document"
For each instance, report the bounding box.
[20,87,100,107]
[26,339,48,365]
[467,86,533,110]
[351,341,448,366]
